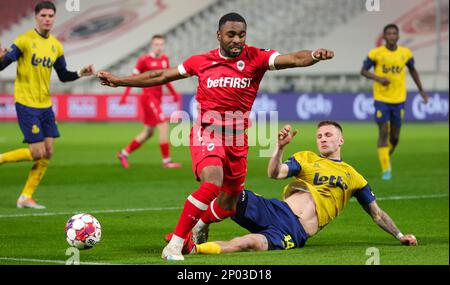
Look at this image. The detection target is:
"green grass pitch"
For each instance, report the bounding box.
[0,122,448,265]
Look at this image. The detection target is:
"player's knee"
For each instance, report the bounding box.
[31,150,44,160]
[200,166,223,187]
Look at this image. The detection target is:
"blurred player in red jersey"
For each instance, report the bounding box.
[116,34,182,169]
[98,13,334,260]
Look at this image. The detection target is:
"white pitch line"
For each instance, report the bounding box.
[0,206,182,219]
[0,257,121,265]
[0,193,447,219]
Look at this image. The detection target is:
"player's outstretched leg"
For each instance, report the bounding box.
[195,234,269,254]
[0,148,33,165]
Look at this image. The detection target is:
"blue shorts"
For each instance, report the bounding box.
[232,190,308,250]
[15,103,60,144]
[374,100,405,127]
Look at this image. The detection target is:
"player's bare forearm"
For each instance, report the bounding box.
[274,49,334,70]
[360,68,378,81]
[373,210,402,237]
[408,66,429,103]
[116,70,167,87]
[98,67,184,88]
[267,146,285,179]
[364,202,401,237]
[408,67,423,91]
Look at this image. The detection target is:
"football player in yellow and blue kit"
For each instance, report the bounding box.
[0,1,94,208]
[181,122,417,256]
[361,24,429,180]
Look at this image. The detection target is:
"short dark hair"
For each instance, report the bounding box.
[317,120,343,133]
[383,23,399,34]
[151,34,165,42]
[35,1,56,15]
[218,12,246,29]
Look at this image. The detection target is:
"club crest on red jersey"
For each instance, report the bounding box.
[237,60,245,71]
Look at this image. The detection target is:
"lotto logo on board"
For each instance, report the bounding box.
[67,97,98,118]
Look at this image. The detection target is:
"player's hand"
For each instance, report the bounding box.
[377,77,390,86]
[399,234,418,246]
[97,71,119,88]
[278,125,298,148]
[312,48,334,61]
[419,90,429,104]
[79,64,95,77]
[0,43,8,61]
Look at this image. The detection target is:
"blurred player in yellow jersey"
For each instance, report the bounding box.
[361,24,429,180]
[172,122,417,255]
[0,1,94,208]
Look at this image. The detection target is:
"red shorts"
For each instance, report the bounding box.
[189,125,248,196]
[140,95,166,126]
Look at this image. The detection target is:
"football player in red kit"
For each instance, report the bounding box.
[116,34,182,169]
[98,13,334,260]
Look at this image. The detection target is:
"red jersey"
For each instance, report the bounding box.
[134,53,171,101]
[178,45,280,128]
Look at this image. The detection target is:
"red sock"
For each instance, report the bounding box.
[173,183,220,239]
[160,143,170,160]
[201,198,236,224]
[125,139,141,154]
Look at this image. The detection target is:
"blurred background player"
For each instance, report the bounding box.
[0,1,94,209]
[98,12,333,260]
[116,35,182,169]
[188,122,417,255]
[361,24,429,180]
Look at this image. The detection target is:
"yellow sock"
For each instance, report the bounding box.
[377,147,390,172]
[195,242,222,254]
[0,148,33,164]
[21,159,49,199]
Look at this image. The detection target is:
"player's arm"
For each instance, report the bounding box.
[360,57,390,86]
[53,55,94,82]
[98,67,185,88]
[407,62,429,104]
[268,125,298,179]
[120,69,141,104]
[360,199,418,246]
[273,49,334,70]
[0,43,19,71]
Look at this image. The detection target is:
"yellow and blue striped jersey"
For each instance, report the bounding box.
[283,151,375,230]
[363,45,414,104]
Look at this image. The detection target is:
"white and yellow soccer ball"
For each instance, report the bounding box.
[65,213,102,249]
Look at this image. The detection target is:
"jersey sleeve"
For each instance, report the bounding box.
[178,54,202,77]
[405,48,415,69]
[350,169,375,205]
[256,48,280,71]
[0,44,22,70]
[353,184,376,205]
[283,156,302,178]
[363,48,377,70]
[13,35,27,53]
